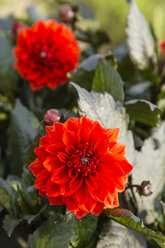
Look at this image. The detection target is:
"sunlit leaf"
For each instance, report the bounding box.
[105,208,165,248]
[71,83,136,164]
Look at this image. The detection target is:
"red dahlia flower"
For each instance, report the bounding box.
[29,117,133,218]
[13,20,80,91]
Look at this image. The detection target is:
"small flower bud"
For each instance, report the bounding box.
[12,21,26,41]
[160,40,165,55]
[139,181,152,197]
[59,5,74,23]
[43,109,62,125]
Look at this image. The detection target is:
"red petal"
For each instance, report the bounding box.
[46,178,60,197]
[62,130,79,147]
[89,179,108,202]
[57,152,69,163]
[78,117,93,144]
[91,202,104,215]
[46,126,52,135]
[104,192,119,208]
[113,176,128,192]
[85,173,98,191]
[78,194,97,212]
[99,155,132,177]
[89,122,108,153]
[34,169,50,191]
[61,196,77,211]
[35,147,49,161]
[69,175,83,192]
[106,128,119,142]
[94,139,109,155]
[63,117,79,133]
[48,196,63,205]
[39,190,46,197]
[29,158,43,176]
[72,181,96,213]
[110,142,126,155]
[43,155,60,172]
[46,143,65,155]
[60,183,71,196]
[47,129,63,144]
[51,168,70,184]
[40,136,49,146]
[75,209,88,219]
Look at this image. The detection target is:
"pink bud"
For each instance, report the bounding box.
[12,21,26,41]
[59,5,74,23]
[43,109,62,125]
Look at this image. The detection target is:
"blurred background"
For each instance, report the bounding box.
[0,0,165,47]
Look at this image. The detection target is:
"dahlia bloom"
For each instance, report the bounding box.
[29,117,133,218]
[13,20,80,91]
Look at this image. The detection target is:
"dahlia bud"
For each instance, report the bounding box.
[59,5,74,23]
[12,21,26,41]
[43,109,62,125]
[139,181,152,197]
[160,40,165,55]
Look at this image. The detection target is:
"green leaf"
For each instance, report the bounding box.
[3,214,23,237]
[24,123,41,167]
[71,53,117,92]
[17,186,36,215]
[105,208,165,248]
[0,32,14,74]
[126,81,152,99]
[8,99,39,175]
[24,206,47,224]
[125,99,161,126]
[71,54,101,90]
[28,213,74,248]
[71,214,98,248]
[0,177,18,216]
[92,60,124,101]
[22,167,35,188]
[87,29,110,48]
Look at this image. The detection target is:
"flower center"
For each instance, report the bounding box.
[33,43,53,65]
[40,51,47,58]
[66,143,99,177]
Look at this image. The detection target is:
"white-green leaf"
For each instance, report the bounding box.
[71,83,136,165]
[126,0,156,69]
[96,219,147,248]
[132,122,165,224]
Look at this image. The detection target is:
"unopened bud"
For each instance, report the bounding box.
[139,181,152,197]
[43,109,62,125]
[59,5,74,23]
[161,40,165,55]
[12,21,26,41]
